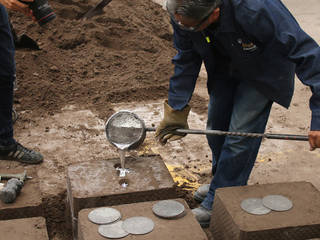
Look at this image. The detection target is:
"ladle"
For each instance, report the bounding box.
[105,111,309,150]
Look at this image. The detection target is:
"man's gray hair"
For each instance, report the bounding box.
[166,0,222,21]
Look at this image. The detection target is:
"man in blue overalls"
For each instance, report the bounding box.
[0,0,43,164]
[155,0,320,227]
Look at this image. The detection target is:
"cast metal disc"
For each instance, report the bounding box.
[240,198,271,215]
[88,207,121,224]
[152,200,185,218]
[98,221,129,239]
[122,216,154,235]
[262,195,293,212]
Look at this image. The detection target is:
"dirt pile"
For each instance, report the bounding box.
[10,0,177,121]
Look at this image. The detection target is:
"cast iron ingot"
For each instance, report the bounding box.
[152,200,185,218]
[98,220,129,239]
[240,198,272,215]
[262,195,293,212]
[122,216,154,235]
[88,207,121,224]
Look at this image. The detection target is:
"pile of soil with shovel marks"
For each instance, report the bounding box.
[6,0,208,239]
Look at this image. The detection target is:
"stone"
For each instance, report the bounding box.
[210,181,320,240]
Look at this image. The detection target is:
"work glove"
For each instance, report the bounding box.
[155,100,191,145]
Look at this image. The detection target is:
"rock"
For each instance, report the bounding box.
[50,66,59,72]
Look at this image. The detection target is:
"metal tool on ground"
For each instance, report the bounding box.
[0,170,32,203]
[105,111,309,151]
[9,20,40,50]
[82,0,113,20]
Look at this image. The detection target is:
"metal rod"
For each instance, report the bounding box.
[145,127,309,141]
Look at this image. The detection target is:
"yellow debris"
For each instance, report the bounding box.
[165,164,201,191]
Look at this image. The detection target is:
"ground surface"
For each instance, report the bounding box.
[3,0,320,239]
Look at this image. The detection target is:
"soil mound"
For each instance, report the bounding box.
[10,0,175,120]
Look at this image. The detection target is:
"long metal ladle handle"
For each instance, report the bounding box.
[145,127,309,141]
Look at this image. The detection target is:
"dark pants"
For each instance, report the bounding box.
[201,79,273,210]
[0,4,16,146]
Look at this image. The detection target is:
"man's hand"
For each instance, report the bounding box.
[308,130,320,151]
[0,0,33,17]
[155,100,191,145]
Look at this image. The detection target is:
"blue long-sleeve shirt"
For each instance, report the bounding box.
[168,0,320,130]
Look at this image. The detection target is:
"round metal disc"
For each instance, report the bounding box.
[98,221,129,239]
[240,198,272,215]
[152,200,185,218]
[262,195,293,212]
[88,207,121,224]
[122,216,154,235]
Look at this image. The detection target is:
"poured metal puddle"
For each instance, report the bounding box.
[114,157,131,188]
[116,167,130,178]
[119,178,129,188]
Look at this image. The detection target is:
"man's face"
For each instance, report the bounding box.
[173,8,220,32]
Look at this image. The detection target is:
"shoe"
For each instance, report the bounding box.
[194,184,210,202]
[0,142,43,164]
[192,206,211,228]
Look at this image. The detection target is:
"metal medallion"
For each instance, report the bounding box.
[240,198,272,215]
[122,216,154,235]
[98,221,129,239]
[88,207,121,224]
[262,195,293,212]
[152,200,185,218]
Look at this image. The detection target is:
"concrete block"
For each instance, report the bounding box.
[0,217,49,240]
[0,169,43,220]
[210,181,320,240]
[67,154,177,236]
[78,198,208,240]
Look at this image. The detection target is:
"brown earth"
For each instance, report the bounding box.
[3,0,320,239]
[10,0,176,120]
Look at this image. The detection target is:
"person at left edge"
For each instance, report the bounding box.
[0,0,43,164]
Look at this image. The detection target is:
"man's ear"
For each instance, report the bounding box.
[208,8,220,23]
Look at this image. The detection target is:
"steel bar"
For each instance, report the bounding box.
[146,127,309,141]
